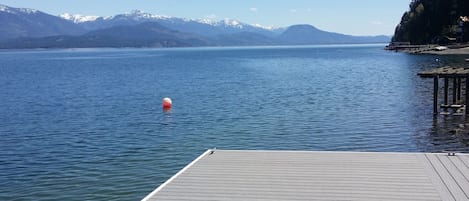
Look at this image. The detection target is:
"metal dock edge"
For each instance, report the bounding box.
[141,149,213,201]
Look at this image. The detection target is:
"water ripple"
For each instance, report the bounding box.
[1,46,469,200]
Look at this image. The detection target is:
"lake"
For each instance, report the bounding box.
[1,44,469,200]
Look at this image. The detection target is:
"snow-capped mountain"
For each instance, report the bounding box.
[195,18,244,29]
[114,10,171,21]
[0,4,390,48]
[0,4,37,14]
[0,4,85,41]
[59,13,100,23]
[59,10,279,37]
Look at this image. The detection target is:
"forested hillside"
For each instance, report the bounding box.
[392,0,469,44]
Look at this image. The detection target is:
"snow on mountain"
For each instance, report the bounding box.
[223,19,241,27]
[18,8,38,14]
[0,4,37,14]
[60,13,100,23]
[252,24,276,31]
[120,10,170,20]
[195,17,278,32]
[60,10,176,25]
[197,18,264,29]
[196,18,217,25]
[0,4,85,41]
[0,4,8,12]
[196,18,243,28]
[59,9,275,32]
[0,3,391,48]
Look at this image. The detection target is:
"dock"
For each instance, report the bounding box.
[142,150,469,201]
[418,66,469,115]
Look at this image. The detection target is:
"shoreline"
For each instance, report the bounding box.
[423,47,469,55]
[386,43,469,55]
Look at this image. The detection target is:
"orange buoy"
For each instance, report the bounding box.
[162,97,172,108]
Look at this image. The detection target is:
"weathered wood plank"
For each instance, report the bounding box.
[418,66,469,78]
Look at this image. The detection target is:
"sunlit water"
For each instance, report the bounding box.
[1,44,469,200]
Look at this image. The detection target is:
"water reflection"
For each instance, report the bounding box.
[427,115,469,152]
[162,107,172,113]
[3,46,469,201]
[402,53,469,152]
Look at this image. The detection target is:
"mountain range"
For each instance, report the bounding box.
[0,4,390,49]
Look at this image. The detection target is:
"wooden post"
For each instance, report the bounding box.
[453,78,457,104]
[444,77,449,106]
[466,77,469,114]
[458,78,462,103]
[434,76,439,115]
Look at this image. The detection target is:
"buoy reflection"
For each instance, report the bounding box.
[163,107,172,113]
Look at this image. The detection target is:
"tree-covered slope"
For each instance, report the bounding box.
[392,0,469,44]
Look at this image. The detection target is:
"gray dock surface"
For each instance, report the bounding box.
[143,150,469,201]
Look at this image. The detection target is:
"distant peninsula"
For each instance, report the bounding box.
[0,4,390,49]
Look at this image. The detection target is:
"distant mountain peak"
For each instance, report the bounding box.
[196,18,216,25]
[289,24,319,30]
[57,8,278,32]
[60,13,100,23]
[0,3,390,48]
[252,24,276,30]
[196,18,245,28]
[60,9,174,24]
[0,4,38,14]
[222,18,241,27]
[120,9,171,20]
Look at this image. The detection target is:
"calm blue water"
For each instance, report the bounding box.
[1,44,469,200]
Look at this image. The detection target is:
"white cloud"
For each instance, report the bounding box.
[250,7,258,12]
[289,9,297,13]
[371,21,384,25]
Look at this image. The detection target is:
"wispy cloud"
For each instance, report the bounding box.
[250,7,258,12]
[289,9,297,13]
[371,21,384,25]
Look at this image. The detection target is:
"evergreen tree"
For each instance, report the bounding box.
[392,0,469,44]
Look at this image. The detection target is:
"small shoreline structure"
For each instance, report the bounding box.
[417,66,469,116]
[143,149,469,201]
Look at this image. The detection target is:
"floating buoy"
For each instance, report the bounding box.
[162,97,172,108]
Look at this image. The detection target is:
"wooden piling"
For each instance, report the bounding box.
[453,78,457,104]
[466,77,469,114]
[434,76,438,115]
[417,66,469,116]
[457,78,462,102]
[444,78,449,106]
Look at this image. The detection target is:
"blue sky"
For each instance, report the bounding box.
[0,0,410,36]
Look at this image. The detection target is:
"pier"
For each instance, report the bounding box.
[418,66,469,115]
[142,149,469,201]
